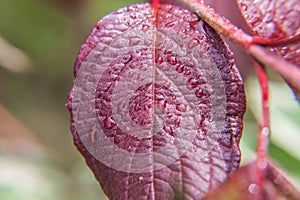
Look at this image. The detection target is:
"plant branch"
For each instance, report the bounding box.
[252,34,300,47]
[252,60,270,199]
[178,0,300,96]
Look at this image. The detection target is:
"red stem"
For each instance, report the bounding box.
[252,60,270,199]
[152,0,159,16]
[252,34,300,47]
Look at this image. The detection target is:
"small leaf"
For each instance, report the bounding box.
[236,0,300,98]
[203,160,300,200]
[67,3,246,199]
[237,0,300,62]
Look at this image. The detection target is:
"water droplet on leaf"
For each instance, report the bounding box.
[195,89,204,98]
[185,70,191,75]
[103,116,117,129]
[142,24,150,31]
[188,38,200,48]
[167,55,177,65]
[165,21,177,27]
[187,78,198,89]
[176,65,184,73]
[123,54,133,64]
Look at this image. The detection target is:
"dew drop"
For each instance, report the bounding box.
[262,127,270,137]
[197,131,206,140]
[204,46,210,51]
[249,17,260,26]
[157,43,164,50]
[188,38,200,48]
[114,136,121,144]
[248,183,259,194]
[166,113,172,118]
[129,37,141,46]
[142,24,150,31]
[165,21,177,27]
[112,66,120,72]
[166,55,177,65]
[182,24,193,34]
[187,78,198,89]
[156,100,166,110]
[264,12,274,22]
[123,54,133,64]
[164,50,174,56]
[103,116,117,129]
[266,21,275,32]
[163,125,174,136]
[156,54,163,64]
[241,3,248,11]
[88,41,96,49]
[196,76,206,84]
[280,47,289,55]
[176,104,187,112]
[258,159,268,169]
[176,65,184,73]
[130,14,137,19]
[195,89,204,98]
[164,81,171,88]
[185,70,191,75]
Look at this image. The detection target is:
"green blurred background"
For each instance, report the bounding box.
[0,0,299,199]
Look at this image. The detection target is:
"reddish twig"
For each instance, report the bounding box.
[252,34,300,47]
[252,60,270,199]
[152,0,159,21]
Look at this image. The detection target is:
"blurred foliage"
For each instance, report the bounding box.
[0,0,299,199]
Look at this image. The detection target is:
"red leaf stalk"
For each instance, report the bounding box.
[253,60,270,199]
[152,0,159,19]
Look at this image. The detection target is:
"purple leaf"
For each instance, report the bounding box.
[67,3,246,199]
[203,160,300,200]
[236,0,300,99]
